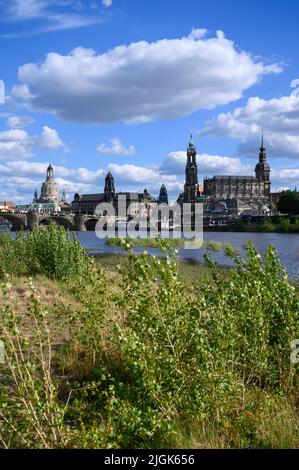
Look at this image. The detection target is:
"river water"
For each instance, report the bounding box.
[72,231,299,280]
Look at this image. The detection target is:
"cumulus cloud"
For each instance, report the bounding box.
[200,92,299,159]
[107,163,183,195]
[97,138,135,156]
[38,126,67,150]
[0,160,103,183]
[0,129,33,160]
[13,30,281,123]
[6,115,34,129]
[0,125,66,160]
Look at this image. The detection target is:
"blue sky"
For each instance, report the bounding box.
[0,0,299,203]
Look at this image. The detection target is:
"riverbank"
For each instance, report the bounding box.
[1,225,299,449]
[205,218,299,233]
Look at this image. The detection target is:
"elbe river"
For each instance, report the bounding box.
[73,231,299,280]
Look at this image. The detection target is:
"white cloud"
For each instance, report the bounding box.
[200,92,299,159]
[13,30,281,123]
[0,129,33,160]
[6,115,34,129]
[102,0,112,7]
[107,163,182,195]
[38,126,66,150]
[0,125,66,160]
[97,138,135,156]
[11,83,32,100]
[0,160,104,183]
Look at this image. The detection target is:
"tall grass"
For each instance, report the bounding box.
[0,227,298,448]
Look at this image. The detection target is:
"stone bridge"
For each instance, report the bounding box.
[0,212,104,231]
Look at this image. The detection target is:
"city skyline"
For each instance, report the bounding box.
[0,0,299,203]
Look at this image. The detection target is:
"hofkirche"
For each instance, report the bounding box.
[203,133,271,199]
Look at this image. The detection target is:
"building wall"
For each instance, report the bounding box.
[204,177,268,199]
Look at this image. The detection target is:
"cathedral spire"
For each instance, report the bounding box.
[188,133,195,150]
[260,129,264,150]
[259,130,266,162]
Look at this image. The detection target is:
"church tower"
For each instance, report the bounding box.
[158,184,168,204]
[183,134,199,202]
[255,132,271,197]
[104,171,115,201]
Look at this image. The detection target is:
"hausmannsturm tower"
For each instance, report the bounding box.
[182,134,199,203]
[255,133,271,197]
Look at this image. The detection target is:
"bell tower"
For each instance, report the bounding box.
[183,134,199,202]
[104,171,115,201]
[158,184,168,204]
[255,132,271,197]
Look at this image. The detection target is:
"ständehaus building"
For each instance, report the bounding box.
[203,136,271,200]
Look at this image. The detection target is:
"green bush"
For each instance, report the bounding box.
[0,224,88,280]
[278,218,291,233]
[260,220,274,232]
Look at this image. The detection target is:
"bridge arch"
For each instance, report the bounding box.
[38,216,75,230]
[84,218,99,231]
[0,213,26,231]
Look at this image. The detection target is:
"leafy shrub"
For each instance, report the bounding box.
[260,220,274,232]
[0,224,88,280]
[278,218,291,233]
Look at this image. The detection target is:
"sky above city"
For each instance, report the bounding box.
[0,0,299,203]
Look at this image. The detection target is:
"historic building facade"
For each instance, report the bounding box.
[203,136,271,199]
[72,171,157,216]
